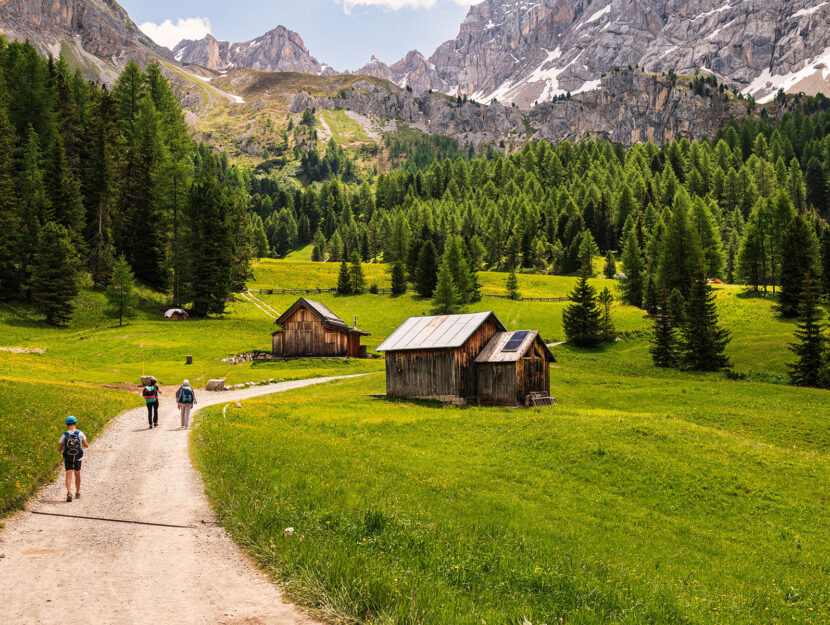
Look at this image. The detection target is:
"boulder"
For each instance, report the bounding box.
[206,379,225,391]
[140,376,157,386]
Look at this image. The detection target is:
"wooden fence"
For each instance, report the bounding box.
[251,288,569,302]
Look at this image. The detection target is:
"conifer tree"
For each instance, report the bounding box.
[106,255,135,326]
[578,231,598,276]
[668,288,686,325]
[658,191,702,295]
[18,126,51,292]
[680,271,731,371]
[642,273,659,315]
[650,292,680,368]
[620,228,644,306]
[415,240,438,297]
[603,250,616,279]
[337,259,352,295]
[390,260,407,296]
[348,251,365,293]
[0,107,20,298]
[27,222,81,326]
[184,160,242,317]
[788,276,827,388]
[563,274,603,347]
[506,267,520,300]
[821,227,830,299]
[778,214,822,318]
[432,260,460,314]
[598,287,616,341]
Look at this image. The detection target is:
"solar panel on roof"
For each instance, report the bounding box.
[502,330,530,352]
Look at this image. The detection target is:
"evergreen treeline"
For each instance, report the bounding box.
[0,39,254,322]
[246,106,830,317]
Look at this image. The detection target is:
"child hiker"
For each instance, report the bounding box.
[58,416,89,502]
[175,379,197,428]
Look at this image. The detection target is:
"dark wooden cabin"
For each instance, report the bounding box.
[271,298,369,358]
[475,331,555,406]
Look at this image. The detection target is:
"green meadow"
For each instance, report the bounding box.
[2,256,828,622]
[194,375,829,625]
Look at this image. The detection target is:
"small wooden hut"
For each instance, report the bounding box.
[271,298,369,358]
[475,331,555,406]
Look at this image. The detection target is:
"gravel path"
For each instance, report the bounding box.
[0,376,365,625]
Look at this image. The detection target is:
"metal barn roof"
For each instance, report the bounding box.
[475,331,556,363]
[376,312,506,352]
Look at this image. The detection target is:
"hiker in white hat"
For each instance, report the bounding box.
[175,380,197,429]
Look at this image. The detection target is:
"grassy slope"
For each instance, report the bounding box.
[0,378,140,514]
[194,375,829,625]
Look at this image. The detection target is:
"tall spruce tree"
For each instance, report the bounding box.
[788,276,827,388]
[563,273,603,347]
[390,260,407,296]
[415,240,438,297]
[778,214,822,317]
[603,250,616,279]
[680,270,731,371]
[432,260,460,314]
[658,190,702,295]
[337,259,352,295]
[650,292,680,368]
[105,255,135,326]
[0,106,20,298]
[598,287,616,341]
[620,227,644,306]
[821,226,830,299]
[348,251,365,293]
[506,267,520,300]
[27,222,81,326]
[185,161,240,317]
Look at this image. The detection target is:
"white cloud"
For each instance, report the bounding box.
[139,17,213,50]
[337,0,483,14]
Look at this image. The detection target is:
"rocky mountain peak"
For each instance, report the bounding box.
[0,0,172,80]
[360,0,830,106]
[173,25,335,75]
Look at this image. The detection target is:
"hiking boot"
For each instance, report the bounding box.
[66,492,73,502]
[149,424,153,429]
[74,493,80,500]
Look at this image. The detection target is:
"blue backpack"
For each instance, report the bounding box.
[180,386,194,404]
[63,431,84,460]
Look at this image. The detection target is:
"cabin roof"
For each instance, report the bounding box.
[475,331,556,363]
[376,312,506,352]
[272,298,369,335]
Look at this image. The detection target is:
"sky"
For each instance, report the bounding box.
[121,0,482,72]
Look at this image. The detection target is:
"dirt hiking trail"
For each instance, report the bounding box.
[0,376,365,625]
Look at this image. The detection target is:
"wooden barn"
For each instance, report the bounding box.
[271,298,369,358]
[376,312,555,406]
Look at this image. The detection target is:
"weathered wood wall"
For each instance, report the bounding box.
[476,337,551,406]
[476,363,517,405]
[272,307,350,357]
[384,318,501,399]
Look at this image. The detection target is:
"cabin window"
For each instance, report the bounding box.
[325,331,337,344]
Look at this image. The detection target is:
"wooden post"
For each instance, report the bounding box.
[186,355,193,365]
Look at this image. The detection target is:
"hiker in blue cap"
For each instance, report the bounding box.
[58,416,89,502]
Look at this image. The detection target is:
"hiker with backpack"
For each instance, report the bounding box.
[142,380,162,429]
[58,416,89,502]
[175,380,197,429]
